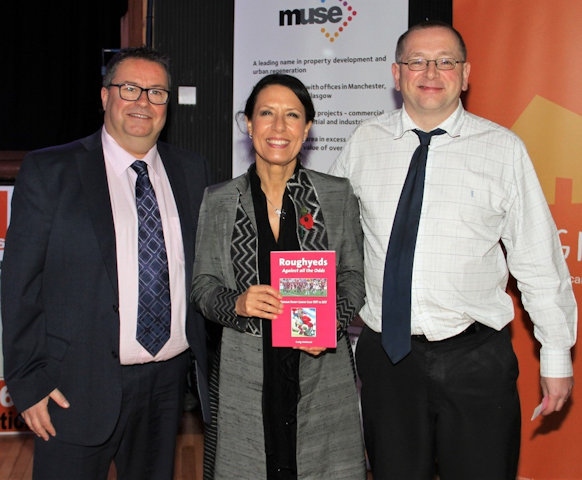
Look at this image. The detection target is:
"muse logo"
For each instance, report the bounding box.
[279,0,358,43]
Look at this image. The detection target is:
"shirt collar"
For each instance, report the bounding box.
[395,100,465,139]
[101,127,161,177]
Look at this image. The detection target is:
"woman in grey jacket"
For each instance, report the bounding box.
[192,74,367,480]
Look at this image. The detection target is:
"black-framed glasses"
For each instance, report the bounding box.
[398,58,465,71]
[108,83,170,105]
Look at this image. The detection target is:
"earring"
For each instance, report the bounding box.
[248,133,253,139]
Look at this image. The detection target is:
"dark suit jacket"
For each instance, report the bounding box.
[1,130,210,445]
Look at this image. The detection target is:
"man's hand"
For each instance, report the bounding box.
[21,388,70,441]
[540,376,573,415]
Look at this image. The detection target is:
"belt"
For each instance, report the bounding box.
[411,322,486,343]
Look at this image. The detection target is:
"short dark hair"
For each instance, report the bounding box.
[102,46,171,89]
[395,20,467,62]
[243,74,315,123]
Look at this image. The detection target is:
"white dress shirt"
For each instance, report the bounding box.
[102,128,188,364]
[329,101,577,377]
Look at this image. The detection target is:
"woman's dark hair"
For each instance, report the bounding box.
[243,74,315,123]
[102,46,172,89]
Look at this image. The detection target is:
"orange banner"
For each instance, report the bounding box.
[0,379,28,433]
[454,2,582,478]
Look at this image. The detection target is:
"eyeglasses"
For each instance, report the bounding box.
[398,58,465,71]
[108,83,170,105]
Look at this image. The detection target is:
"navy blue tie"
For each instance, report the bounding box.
[381,128,445,363]
[131,160,171,356]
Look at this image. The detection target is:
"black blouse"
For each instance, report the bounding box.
[249,164,301,480]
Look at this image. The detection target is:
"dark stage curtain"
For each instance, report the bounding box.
[409,0,452,26]
[1,1,126,150]
[1,0,452,169]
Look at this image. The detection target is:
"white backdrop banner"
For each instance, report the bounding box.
[233,0,408,176]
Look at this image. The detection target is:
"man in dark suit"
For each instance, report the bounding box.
[1,46,210,480]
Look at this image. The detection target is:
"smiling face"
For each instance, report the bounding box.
[101,58,169,158]
[246,84,312,169]
[392,26,470,130]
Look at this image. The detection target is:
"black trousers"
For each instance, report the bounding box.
[33,351,189,480]
[356,323,521,480]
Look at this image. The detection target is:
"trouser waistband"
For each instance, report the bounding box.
[411,322,493,343]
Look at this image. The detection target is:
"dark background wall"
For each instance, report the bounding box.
[1,1,124,150]
[152,0,235,183]
[1,0,451,183]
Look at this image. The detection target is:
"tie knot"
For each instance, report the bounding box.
[413,128,446,146]
[131,160,149,176]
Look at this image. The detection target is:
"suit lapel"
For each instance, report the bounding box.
[158,147,194,289]
[76,135,119,298]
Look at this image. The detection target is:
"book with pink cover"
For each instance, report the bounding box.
[270,250,337,348]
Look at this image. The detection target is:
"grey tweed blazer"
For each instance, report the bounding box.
[192,166,368,479]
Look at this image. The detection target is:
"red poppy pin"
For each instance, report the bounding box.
[299,207,314,230]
